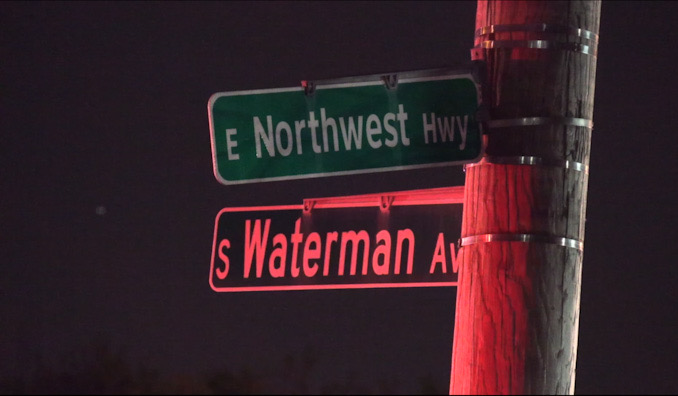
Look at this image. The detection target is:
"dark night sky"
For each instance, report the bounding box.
[2,1,677,394]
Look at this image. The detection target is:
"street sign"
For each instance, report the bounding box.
[209,187,464,292]
[208,69,483,185]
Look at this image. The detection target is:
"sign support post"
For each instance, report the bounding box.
[450,1,601,394]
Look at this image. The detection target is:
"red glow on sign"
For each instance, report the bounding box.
[210,187,465,292]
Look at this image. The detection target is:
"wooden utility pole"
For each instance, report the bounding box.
[450,1,601,394]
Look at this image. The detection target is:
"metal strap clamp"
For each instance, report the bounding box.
[466,155,589,174]
[487,116,593,129]
[472,23,599,58]
[461,233,583,251]
[475,23,599,42]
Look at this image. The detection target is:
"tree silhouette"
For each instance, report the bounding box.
[0,341,444,394]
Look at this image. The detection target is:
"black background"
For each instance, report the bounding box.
[211,204,463,290]
[2,1,677,394]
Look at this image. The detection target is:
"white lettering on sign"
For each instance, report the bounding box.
[421,113,468,149]
[230,105,471,161]
[339,115,363,150]
[225,128,239,160]
[253,116,274,158]
[240,105,413,160]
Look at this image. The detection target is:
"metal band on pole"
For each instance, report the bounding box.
[475,23,599,42]
[461,233,584,251]
[473,23,598,57]
[466,156,589,174]
[487,116,593,129]
[475,40,596,56]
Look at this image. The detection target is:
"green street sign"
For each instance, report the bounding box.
[208,69,482,185]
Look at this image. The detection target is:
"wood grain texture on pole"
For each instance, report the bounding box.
[450,1,601,394]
